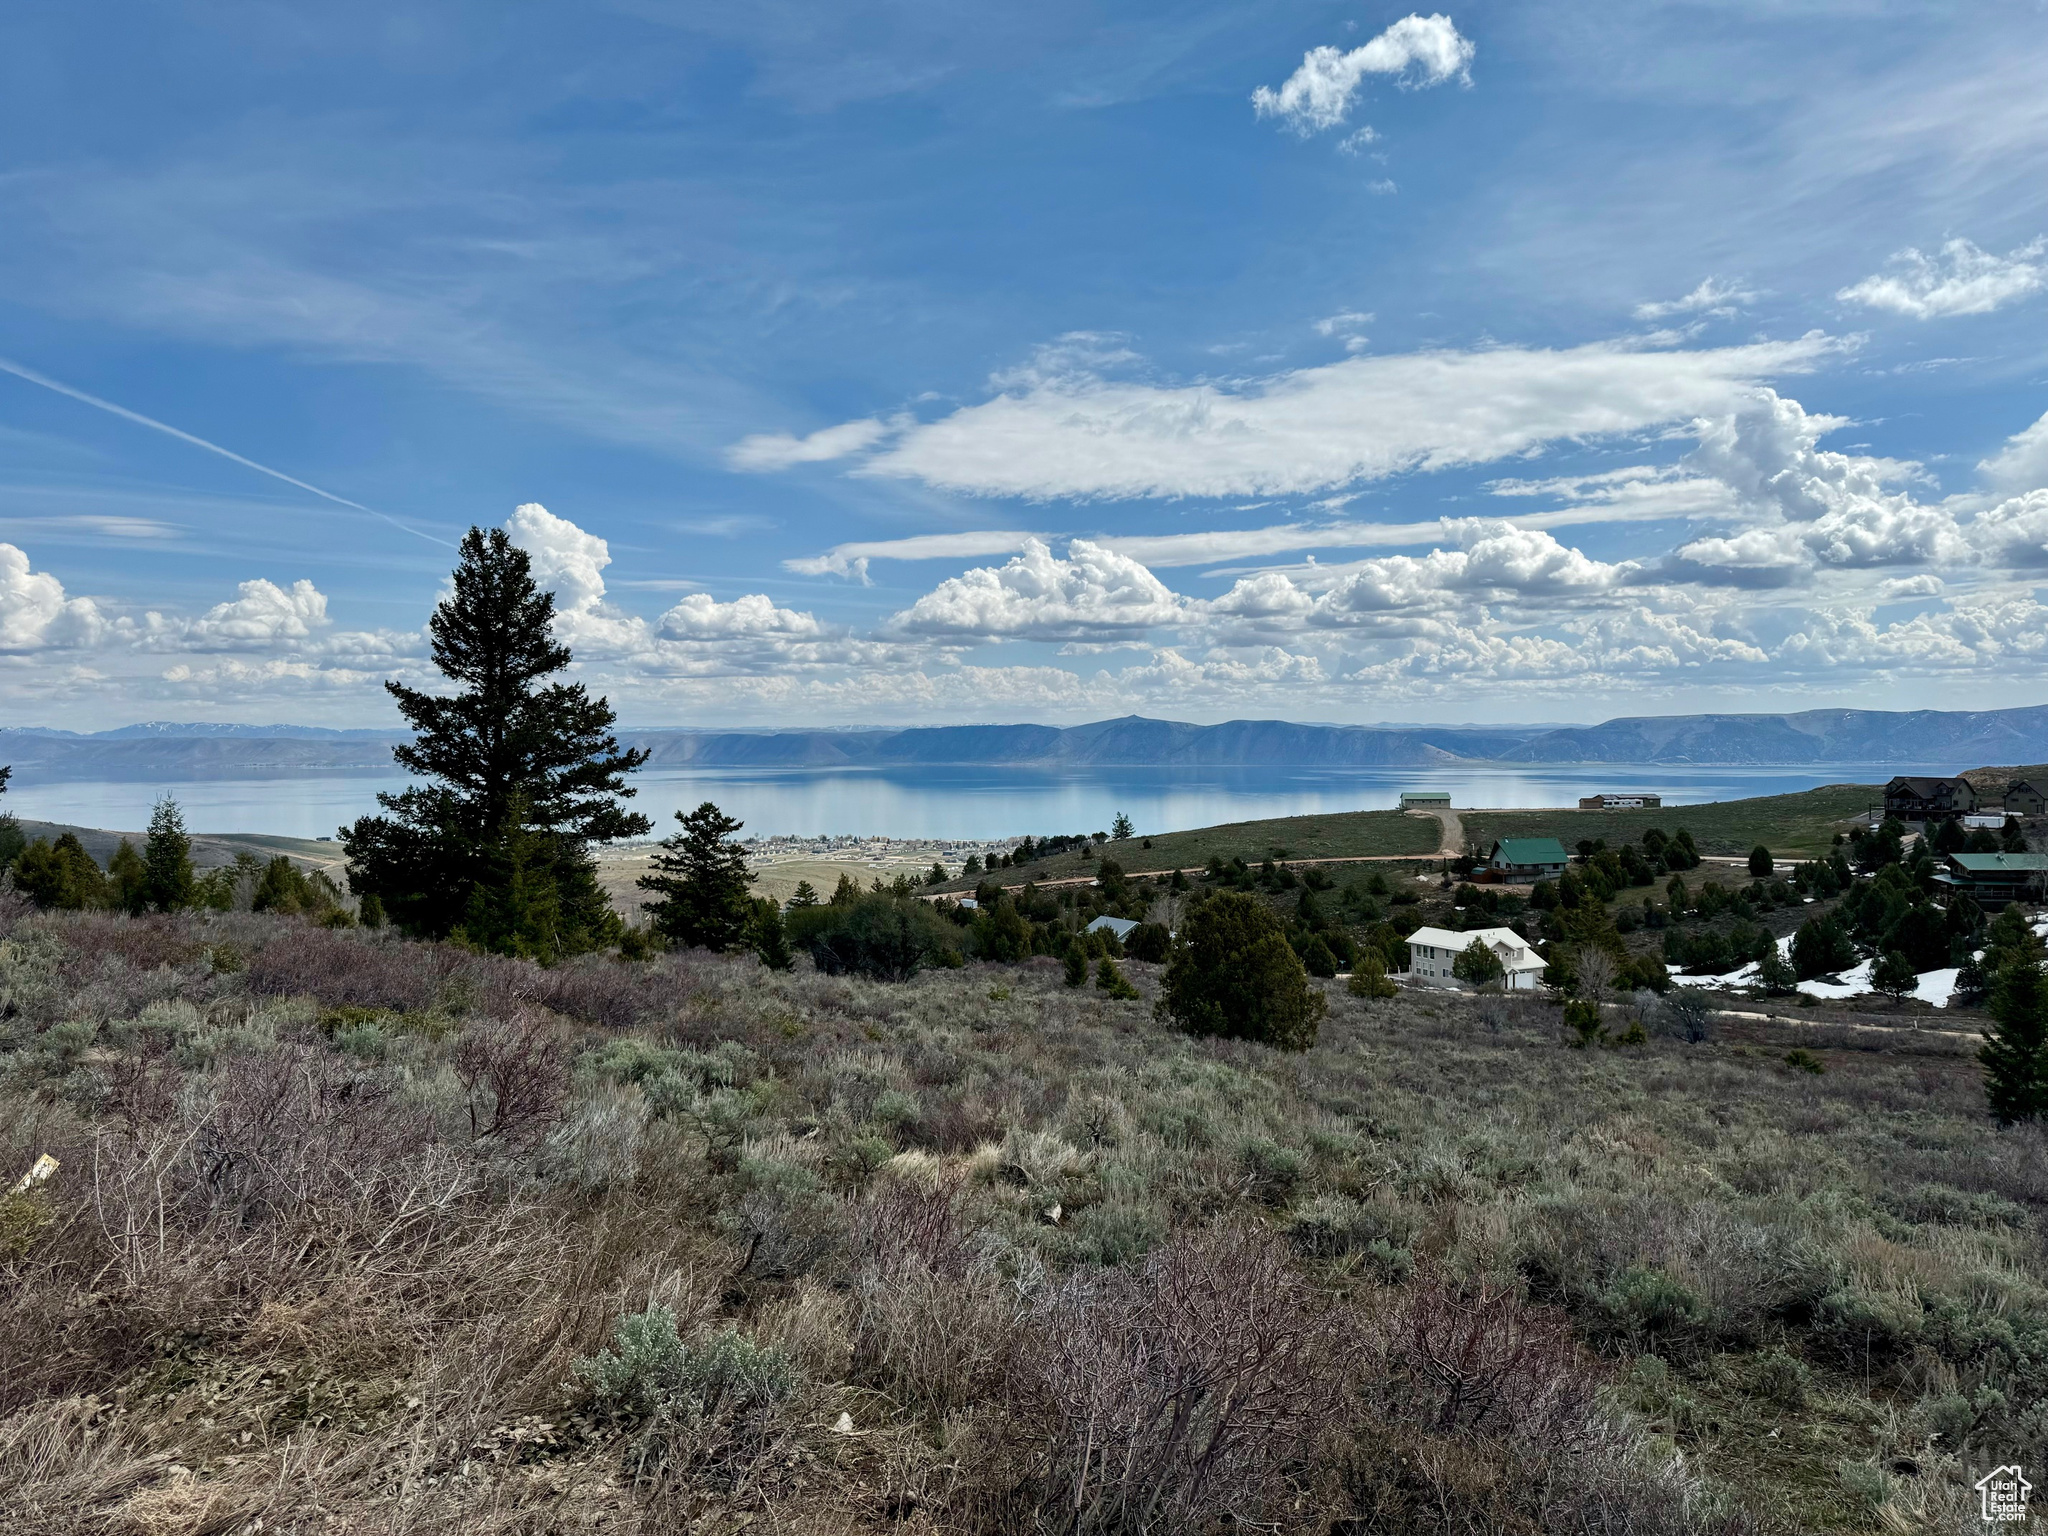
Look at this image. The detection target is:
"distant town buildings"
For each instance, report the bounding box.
[1578,792,1661,809]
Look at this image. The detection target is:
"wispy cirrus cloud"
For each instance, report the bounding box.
[783,530,1040,582]
[761,333,1841,502]
[1633,276,1758,321]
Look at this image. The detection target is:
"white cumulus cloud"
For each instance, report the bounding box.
[0,542,116,651]
[177,578,329,650]
[657,592,826,641]
[1838,237,2046,319]
[1253,14,1474,136]
[1980,409,2048,494]
[887,538,1186,642]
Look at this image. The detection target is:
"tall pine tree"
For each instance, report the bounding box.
[637,801,755,951]
[342,527,649,956]
[141,796,195,912]
[1982,956,2048,1125]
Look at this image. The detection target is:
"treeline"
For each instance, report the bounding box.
[0,787,351,924]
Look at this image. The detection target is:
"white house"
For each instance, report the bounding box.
[1403,925,1546,991]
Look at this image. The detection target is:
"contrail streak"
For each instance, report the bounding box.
[0,355,451,547]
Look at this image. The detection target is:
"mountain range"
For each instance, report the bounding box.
[5,704,2048,780]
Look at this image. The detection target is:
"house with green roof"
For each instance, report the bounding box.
[1487,837,1570,881]
[1938,850,2048,908]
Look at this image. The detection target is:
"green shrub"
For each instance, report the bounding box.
[1603,1265,1705,1342]
[1158,891,1325,1051]
[1563,998,1604,1048]
[1347,952,1398,999]
[1124,921,1170,963]
[789,894,962,981]
[1095,956,1140,1000]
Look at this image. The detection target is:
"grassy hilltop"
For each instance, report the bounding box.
[939,781,1879,892]
[2,888,2041,1534]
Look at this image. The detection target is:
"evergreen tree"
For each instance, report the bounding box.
[1110,812,1134,842]
[141,796,194,912]
[926,861,946,885]
[638,802,756,952]
[1452,937,1506,989]
[1982,957,2048,1124]
[1872,949,1918,1001]
[12,833,107,910]
[788,880,820,909]
[341,527,649,954]
[2003,818,2031,854]
[829,873,861,906]
[1748,845,1774,878]
[1953,951,1988,1007]
[750,897,794,971]
[0,763,21,872]
[1159,891,1325,1050]
[1755,944,1797,995]
[1347,952,1398,1000]
[1932,817,1968,855]
[108,839,147,914]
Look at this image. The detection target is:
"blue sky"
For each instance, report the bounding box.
[3,1,2047,729]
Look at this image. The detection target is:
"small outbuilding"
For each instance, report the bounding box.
[1403,925,1546,990]
[1487,837,1570,880]
[1400,791,1452,810]
[1085,915,1139,941]
[1577,792,1661,810]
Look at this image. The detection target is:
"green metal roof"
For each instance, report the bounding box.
[1948,852,2048,872]
[1492,837,1570,864]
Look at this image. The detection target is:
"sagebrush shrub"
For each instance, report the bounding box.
[575,1308,795,1425]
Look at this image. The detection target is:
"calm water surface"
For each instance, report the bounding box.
[3,762,1941,842]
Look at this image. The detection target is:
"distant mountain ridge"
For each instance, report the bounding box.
[1498,706,2048,766]
[5,705,2048,780]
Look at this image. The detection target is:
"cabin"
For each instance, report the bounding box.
[1487,837,1570,880]
[1399,791,1452,810]
[2005,781,2048,818]
[1936,851,2048,909]
[1403,925,1546,991]
[1883,775,1978,822]
[1577,792,1662,809]
[1085,915,1138,941]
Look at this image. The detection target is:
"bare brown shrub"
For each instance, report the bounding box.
[1010,1227,1344,1534]
[452,1013,571,1143]
[1372,1266,1602,1442]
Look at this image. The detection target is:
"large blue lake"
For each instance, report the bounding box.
[3,762,1941,841]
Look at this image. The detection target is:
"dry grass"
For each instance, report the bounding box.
[3,906,2044,1533]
